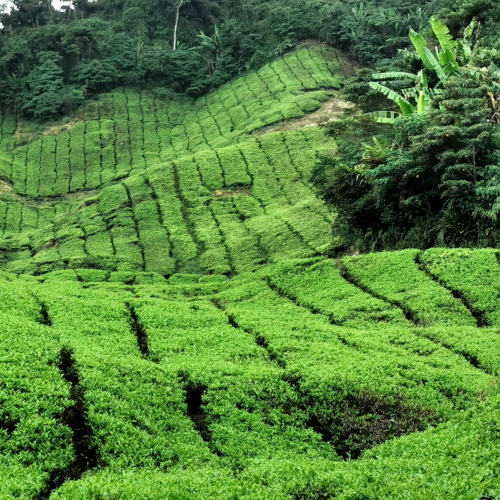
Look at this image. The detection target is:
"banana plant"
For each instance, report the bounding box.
[350,137,390,183]
[368,68,431,122]
[368,81,416,115]
[197,25,222,75]
[409,15,465,82]
[367,16,469,123]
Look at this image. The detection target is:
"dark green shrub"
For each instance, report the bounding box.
[314,73,500,250]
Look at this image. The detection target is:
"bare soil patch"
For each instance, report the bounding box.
[43,120,81,136]
[254,95,355,135]
[0,179,14,195]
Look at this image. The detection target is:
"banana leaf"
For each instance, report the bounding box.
[423,47,448,82]
[464,18,478,39]
[409,29,433,70]
[439,48,459,70]
[456,39,472,62]
[398,99,416,115]
[371,72,417,81]
[416,69,428,89]
[369,82,416,115]
[488,63,500,80]
[417,91,431,114]
[409,30,451,82]
[430,16,456,56]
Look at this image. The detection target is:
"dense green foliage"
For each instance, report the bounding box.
[313,15,500,250]
[373,75,499,247]
[0,0,448,118]
[0,2,498,497]
[0,248,498,498]
[0,46,340,275]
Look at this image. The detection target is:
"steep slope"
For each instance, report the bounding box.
[0,45,341,198]
[0,45,342,275]
[1,128,335,275]
[0,43,498,500]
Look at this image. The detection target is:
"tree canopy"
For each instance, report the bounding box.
[0,0,465,118]
[312,13,500,250]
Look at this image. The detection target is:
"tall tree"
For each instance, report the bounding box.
[22,51,84,118]
[2,0,53,29]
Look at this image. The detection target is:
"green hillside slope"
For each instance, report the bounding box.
[0,127,335,275]
[0,45,340,275]
[0,249,499,498]
[0,43,498,500]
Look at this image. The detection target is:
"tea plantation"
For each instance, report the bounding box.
[0,45,498,499]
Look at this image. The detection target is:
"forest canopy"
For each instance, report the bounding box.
[4,0,496,118]
[312,10,500,249]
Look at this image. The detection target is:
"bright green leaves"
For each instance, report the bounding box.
[409,18,460,80]
[369,16,471,123]
[0,249,499,497]
[0,46,340,275]
[409,29,436,73]
[368,82,416,116]
[430,16,457,58]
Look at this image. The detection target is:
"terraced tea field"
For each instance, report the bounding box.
[1,249,499,498]
[0,44,498,499]
[0,45,341,276]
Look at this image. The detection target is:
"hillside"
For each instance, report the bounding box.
[0,45,341,275]
[1,249,499,498]
[0,43,499,500]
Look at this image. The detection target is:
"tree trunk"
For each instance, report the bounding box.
[173,0,183,51]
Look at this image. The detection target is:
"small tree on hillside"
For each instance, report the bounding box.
[22,51,84,119]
